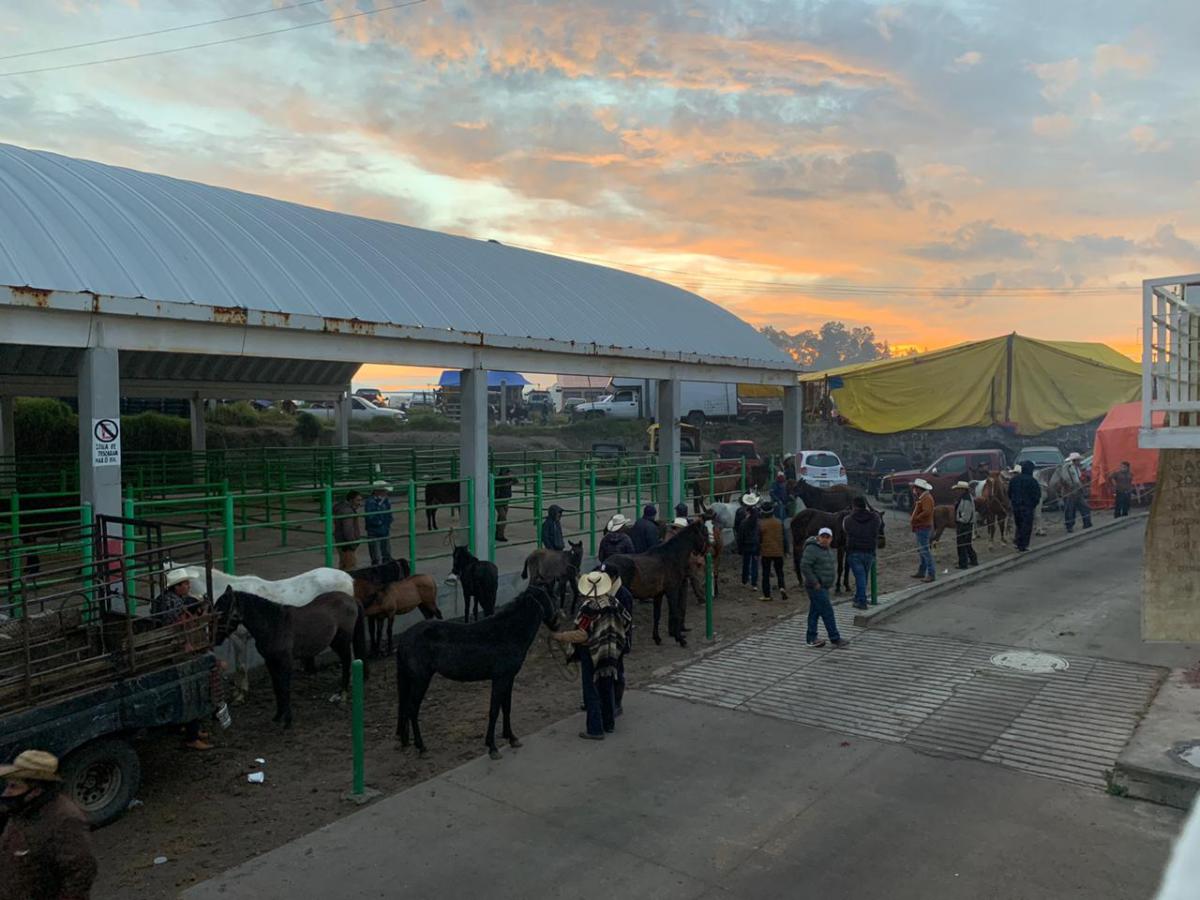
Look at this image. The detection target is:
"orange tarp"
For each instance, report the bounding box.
[1089,402,1164,508]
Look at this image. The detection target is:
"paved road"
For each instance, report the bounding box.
[886,520,1199,669]
[188,521,1186,900]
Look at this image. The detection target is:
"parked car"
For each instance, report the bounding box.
[856,451,914,497]
[797,450,848,487]
[1014,445,1064,470]
[880,448,1008,510]
[306,397,405,423]
[354,388,389,408]
[714,439,764,477]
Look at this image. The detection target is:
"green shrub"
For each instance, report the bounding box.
[294,411,322,444]
[14,398,78,457]
[206,401,260,427]
[365,415,403,432]
[122,411,189,452]
[402,412,457,432]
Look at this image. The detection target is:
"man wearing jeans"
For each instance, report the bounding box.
[910,478,935,582]
[800,527,849,649]
[1109,461,1133,518]
[843,496,881,611]
[364,480,393,564]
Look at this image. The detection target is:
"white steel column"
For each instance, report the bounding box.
[782,384,803,459]
[78,348,122,519]
[335,386,351,449]
[0,395,14,460]
[189,394,207,453]
[657,378,681,510]
[460,368,490,560]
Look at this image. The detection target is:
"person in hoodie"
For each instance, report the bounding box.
[1008,460,1042,552]
[629,504,660,553]
[540,504,565,551]
[799,527,850,649]
[735,493,761,591]
[843,496,882,611]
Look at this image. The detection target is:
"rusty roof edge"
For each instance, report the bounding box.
[1,286,799,375]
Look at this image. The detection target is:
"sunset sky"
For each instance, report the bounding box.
[4,0,1196,390]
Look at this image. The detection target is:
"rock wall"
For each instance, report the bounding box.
[1143,449,1200,641]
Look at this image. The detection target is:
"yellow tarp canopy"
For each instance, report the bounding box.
[800,334,1140,435]
[737,383,784,399]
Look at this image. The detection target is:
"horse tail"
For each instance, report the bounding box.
[521,558,529,579]
[353,604,370,680]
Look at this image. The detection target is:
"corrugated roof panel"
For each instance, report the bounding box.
[0,143,790,367]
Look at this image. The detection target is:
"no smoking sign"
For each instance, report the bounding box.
[92,417,121,467]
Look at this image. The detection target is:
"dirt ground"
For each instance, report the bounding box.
[89,500,1097,898]
[89,565,795,899]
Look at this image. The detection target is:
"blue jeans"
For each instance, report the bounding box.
[915,528,934,579]
[367,537,391,565]
[741,552,759,587]
[1064,495,1092,531]
[579,651,615,736]
[805,586,841,643]
[847,551,873,605]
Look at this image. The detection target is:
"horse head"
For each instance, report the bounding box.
[526,585,563,630]
[682,519,709,555]
[567,541,583,571]
[451,543,470,575]
[213,585,243,643]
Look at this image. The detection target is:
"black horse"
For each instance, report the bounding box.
[395,585,561,760]
[215,587,368,728]
[451,544,499,623]
[607,520,709,648]
[791,477,864,513]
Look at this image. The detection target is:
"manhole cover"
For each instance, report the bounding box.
[989,651,1069,674]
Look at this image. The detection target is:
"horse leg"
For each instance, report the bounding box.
[409,675,432,756]
[500,675,520,748]
[331,631,352,702]
[427,508,437,531]
[652,595,663,645]
[395,662,410,747]
[486,679,504,760]
[671,586,688,648]
[301,656,318,675]
[278,660,294,728]
[266,658,286,724]
[386,612,396,656]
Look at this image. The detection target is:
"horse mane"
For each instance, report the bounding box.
[228,589,289,628]
[641,520,705,559]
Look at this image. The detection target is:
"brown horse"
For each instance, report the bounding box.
[214,587,368,728]
[606,520,709,647]
[690,473,742,514]
[978,471,1012,543]
[361,574,444,656]
[521,541,584,611]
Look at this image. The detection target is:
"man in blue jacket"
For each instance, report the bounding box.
[540,504,565,551]
[364,480,394,564]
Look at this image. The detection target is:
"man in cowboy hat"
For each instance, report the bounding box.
[953,481,979,570]
[364,480,394,564]
[735,492,761,591]
[597,514,634,562]
[151,570,213,750]
[910,478,936,583]
[1007,460,1042,552]
[757,499,787,601]
[0,750,98,900]
[1060,452,1093,533]
[551,571,632,741]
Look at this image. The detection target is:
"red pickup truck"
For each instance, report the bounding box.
[714,440,764,477]
[880,448,1008,510]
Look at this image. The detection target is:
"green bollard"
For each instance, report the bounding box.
[870,556,878,605]
[322,486,335,568]
[705,551,714,640]
[351,658,365,796]
[588,467,597,557]
[79,502,95,623]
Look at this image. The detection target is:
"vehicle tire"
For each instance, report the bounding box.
[60,738,141,827]
[893,489,913,512]
[745,413,762,425]
[686,411,706,427]
[585,410,604,421]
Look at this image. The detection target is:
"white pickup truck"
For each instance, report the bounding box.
[573,381,738,425]
[305,397,406,423]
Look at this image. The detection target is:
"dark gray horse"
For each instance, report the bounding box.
[215,587,368,728]
[451,544,499,623]
[395,586,561,760]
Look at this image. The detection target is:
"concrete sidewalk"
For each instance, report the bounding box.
[186,691,1180,900]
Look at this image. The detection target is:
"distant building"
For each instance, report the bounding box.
[553,374,610,412]
[437,370,529,420]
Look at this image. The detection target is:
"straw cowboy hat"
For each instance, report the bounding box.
[672,517,689,528]
[953,481,972,490]
[605,513,629,532]
[913,479,933,492]
[577,570,616,598]
[0,749,61,782]
[371,479,392,492]
[741,492,761,507]
[164,567,196,589]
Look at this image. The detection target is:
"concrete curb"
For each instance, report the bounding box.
[852,512,1148,628]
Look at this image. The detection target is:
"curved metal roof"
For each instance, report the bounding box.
[0,143,790,369]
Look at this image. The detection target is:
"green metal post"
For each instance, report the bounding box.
[588,467,597,556]
[351,658,365,796]
[488,473,496,562]
[122,493,136,613]
[578,457,585,531]
[740,456,747,493]
[79,503,95,622]
[263,458,273,525]
[406,480,418,573]
[870,557,879,605]
[409,447,418,482]
[534,465,544,548]
[705,551,714,640]
[467,477,476,556]
[322,486,335,568]
[223,490,236,574]
[279,465,289,546]
[238,471,248,540]
[666,465,673,514]
[7,492,20,616]
[635,465,642,514]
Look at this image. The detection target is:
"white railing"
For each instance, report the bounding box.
[1142,275,1200,448]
